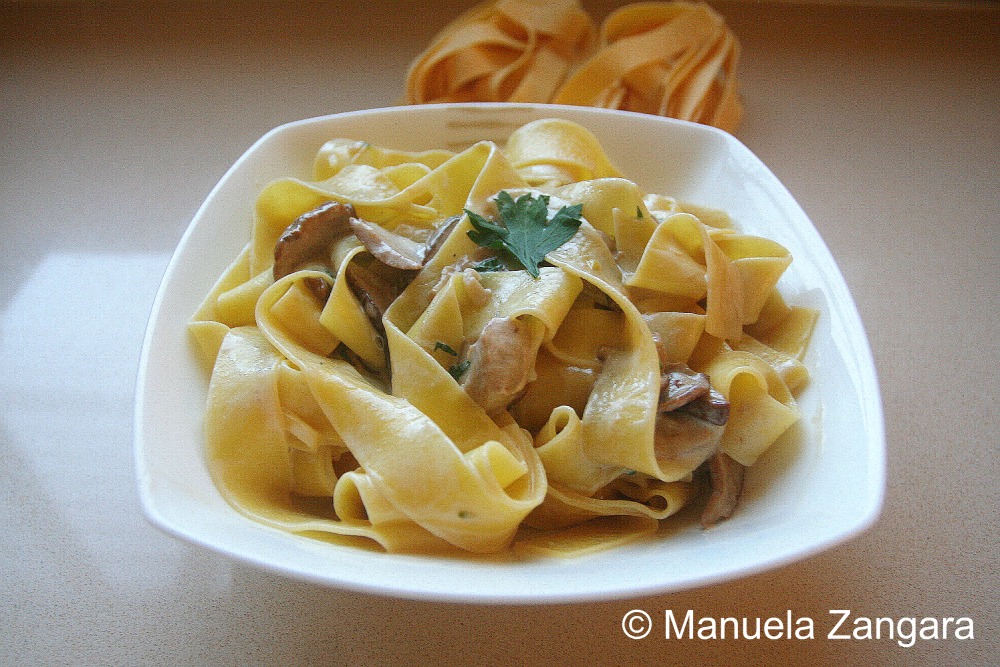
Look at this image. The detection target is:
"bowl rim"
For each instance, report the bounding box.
[134,102,885,604]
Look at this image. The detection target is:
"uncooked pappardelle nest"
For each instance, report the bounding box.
[405,0,743,132]
[190,118,815,556]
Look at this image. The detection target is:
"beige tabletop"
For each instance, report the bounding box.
[1,0,996,664]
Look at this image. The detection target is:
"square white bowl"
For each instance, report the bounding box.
[134,103,884,603]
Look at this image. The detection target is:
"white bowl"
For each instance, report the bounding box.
[135,103,885,603]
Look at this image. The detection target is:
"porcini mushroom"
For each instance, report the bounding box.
[349,217,426,271]
[272,201,356,300]
[700,452,746,528]
[658,363,730,425]
[653,361,742,522]
[461,317,539,416]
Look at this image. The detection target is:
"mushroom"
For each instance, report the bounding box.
[423,214,462,264]
[658,363,711,411]
[346,213,464,272]
[651,361,745,526]
[652,361,736,512]
[272,201,424,334]
[460,317,539,416]
[677,388,730,426]
[273,201,356,301]
[700,452,746,528]
[653,411,724,472]
[657,362,730,425]
[344,258,408,335]
[349,217,426,270]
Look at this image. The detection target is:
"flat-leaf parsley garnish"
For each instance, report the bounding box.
[465,191,583,278]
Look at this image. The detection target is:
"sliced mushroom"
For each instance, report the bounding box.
[344,258,410,336]
[652,361,731,481]
[349,217,426,270]
[461,317,538,416]
[273,201,420,322]
[653,411,724,471]
[423,214,462,264]
[273,201,356,300]
[700,452,746,528]
[657,362,730,426]
[658,363,711,411]
[652,361,742,525]
[678,387,730,426]
[346,212,465,272]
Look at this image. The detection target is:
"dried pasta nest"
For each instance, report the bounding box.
[404,0,598,104]
[404,0,743,132]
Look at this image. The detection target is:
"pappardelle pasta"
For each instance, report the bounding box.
[404,1,743,132]
[190,118,816,556]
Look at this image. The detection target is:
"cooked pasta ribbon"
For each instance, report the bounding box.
[190,118,812,554]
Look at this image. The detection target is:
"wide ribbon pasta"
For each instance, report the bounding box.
[191,117,814,555]
[404,0,596,104]
[553,1,743,132]
[404,1,743,132]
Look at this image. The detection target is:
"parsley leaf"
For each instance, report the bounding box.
[434,341,459,356]
[448,359,471,380]
[465,191,583,278]
[470,256,507,273]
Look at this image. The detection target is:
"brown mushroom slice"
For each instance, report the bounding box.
[423,214,462,263]
[677,387,730,426]
[657,362,731,426]
[652,360,739,523]
[653,411,724,472]
[700,452,746,528]
[349,216,426,270]
[344,259,408,335]
[273,201,356,300]
[658,363,711,412]
[461,317,539,416]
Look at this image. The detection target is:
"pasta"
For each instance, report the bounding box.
[552,1,743,132]
[404,1,742,132]
[190,118,816,555]
[404,0,597,105]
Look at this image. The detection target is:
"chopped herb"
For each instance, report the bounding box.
[448,359,471,380]
[458,510,471,519]
[636,206,644,219]
[470,256,507,273]
[434,341,459,356]
[466,191,583,278]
